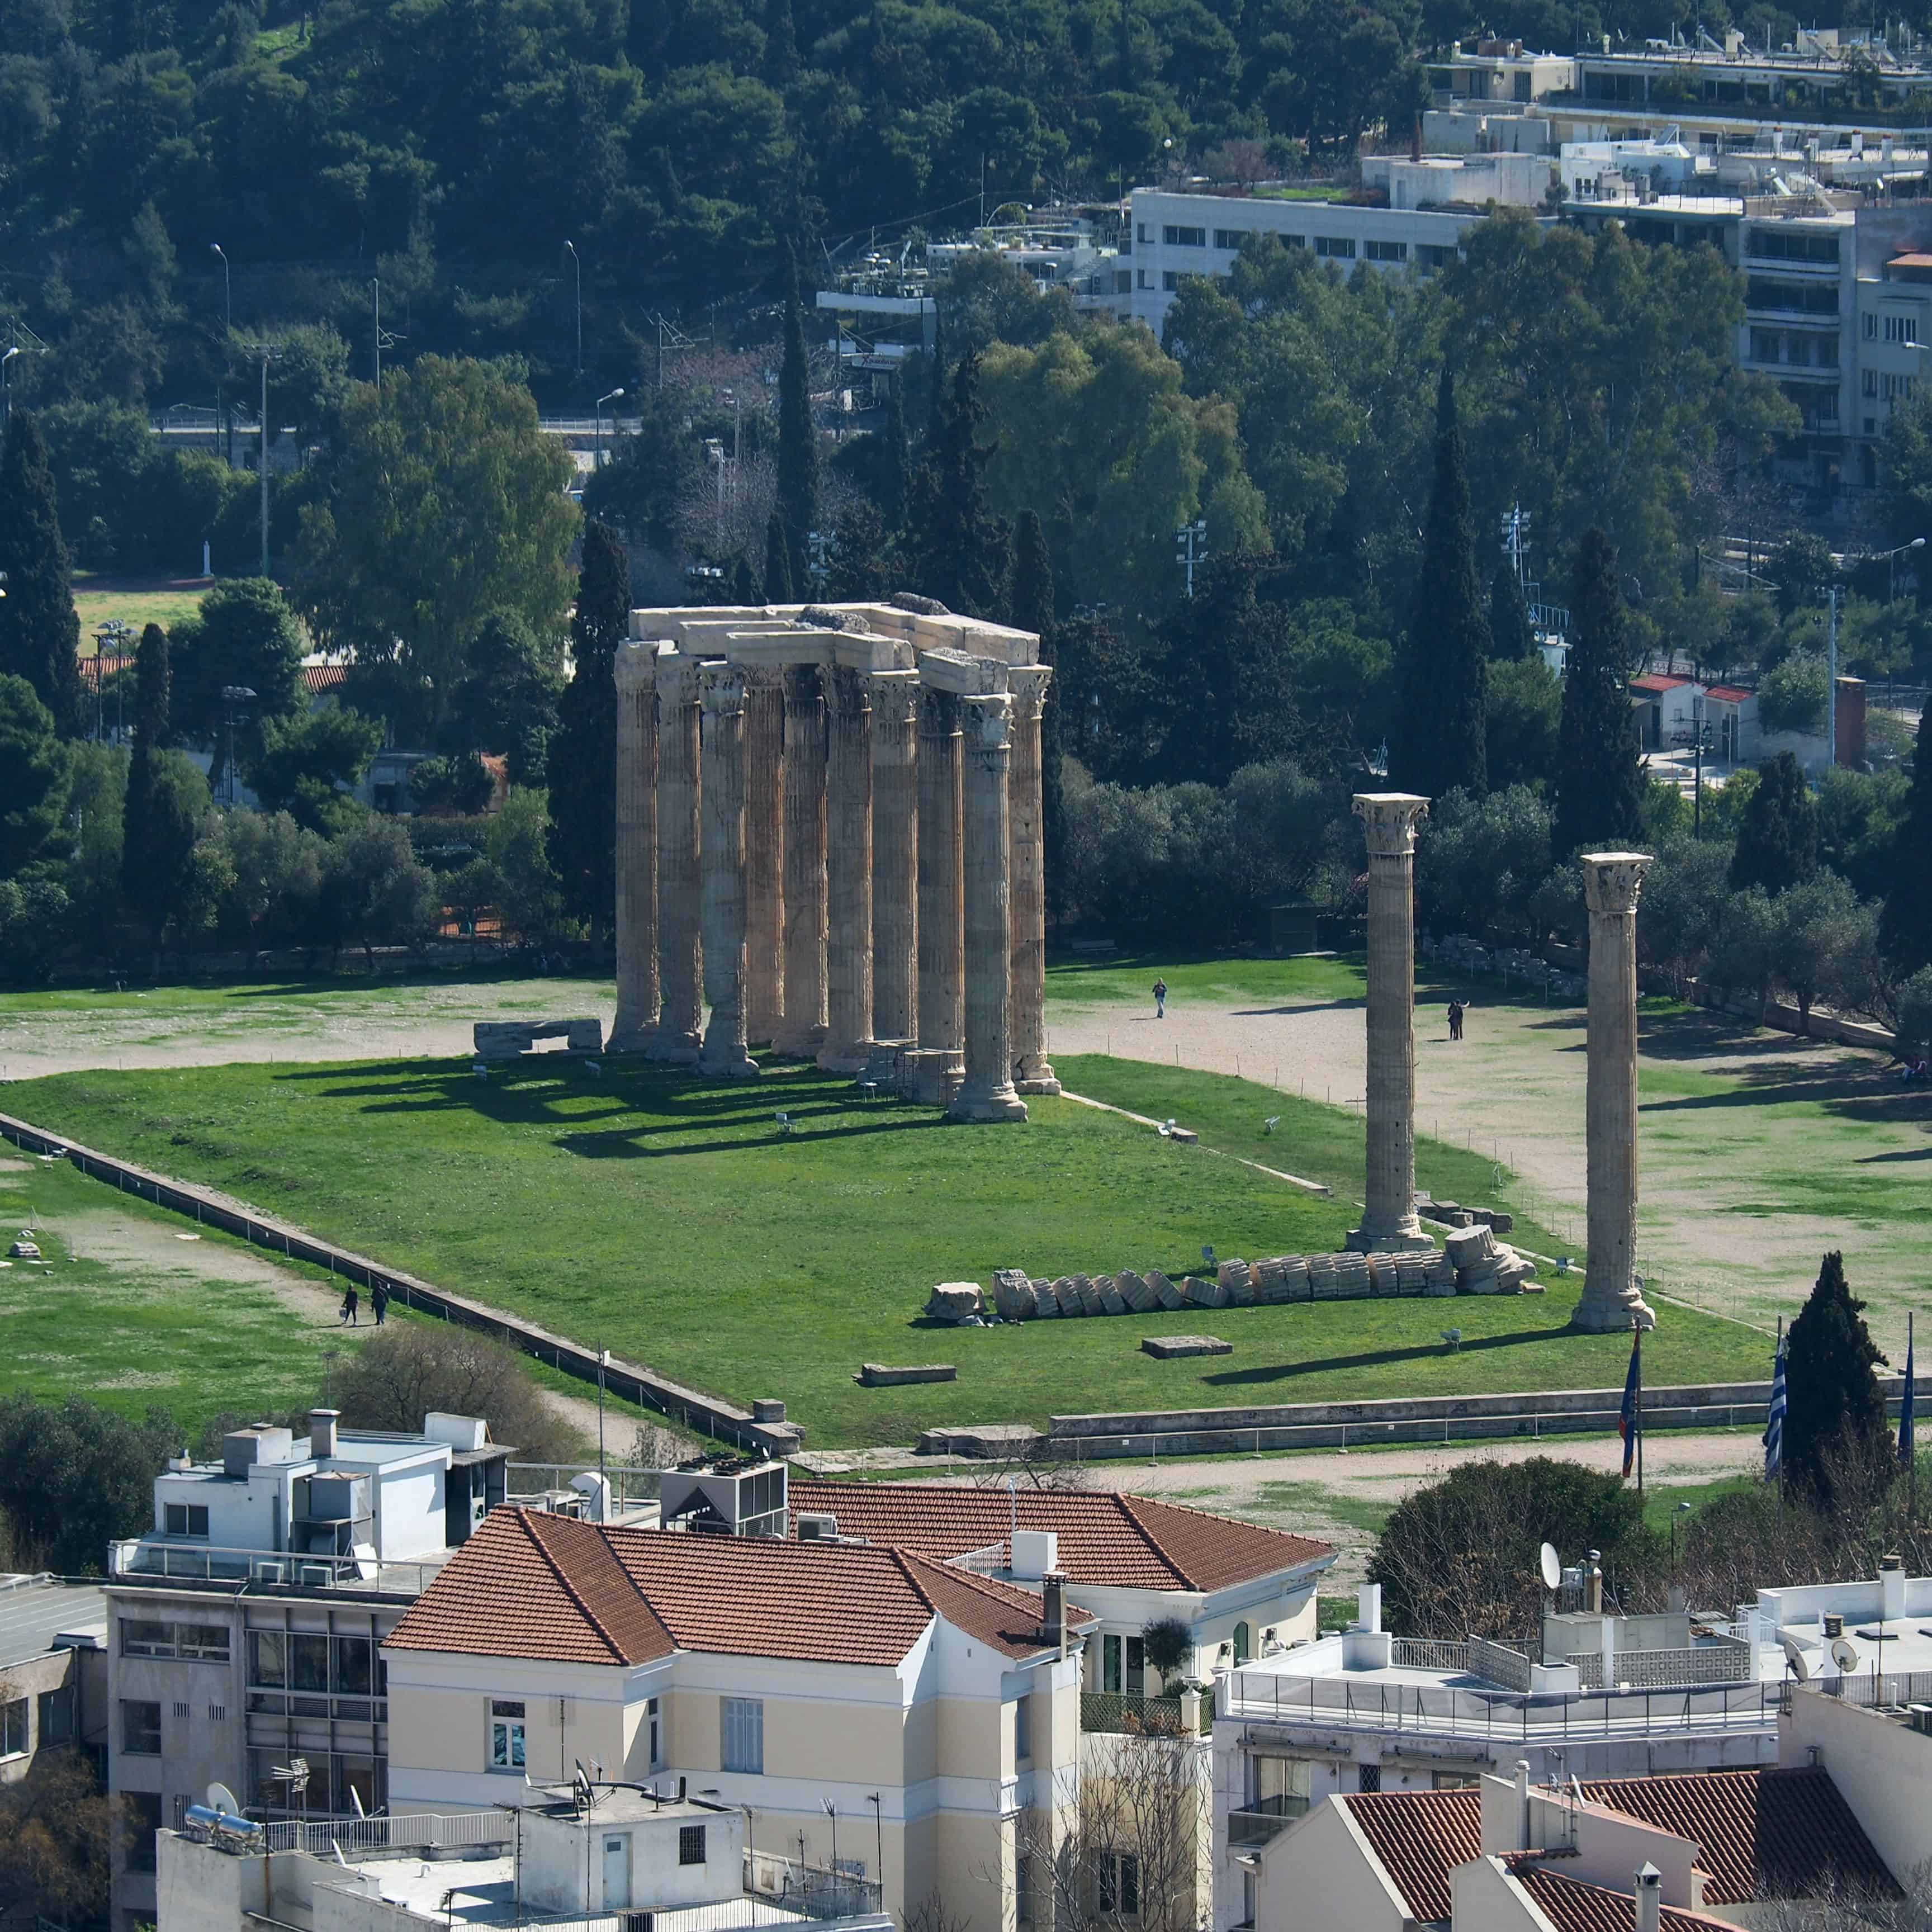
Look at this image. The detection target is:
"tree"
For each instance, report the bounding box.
[1389,370,1488,803]
[245,708,385,831]
[1488,558,1536,662]
[0,1749,112,1925]
[1158,554,1301,787]
[411,751,495,816]
[822,502,889,602]
[1783,1251,1888,1510]
[1140,1615,1192,1692]
[905,351,1010,619]
[1415,785,1554,945]
[763,509,794,602]
[169,578,306,755]
[1757,648,1827,735]
[0,675,71,880]
[880,378,910,531]
[1881,711,1932,977]
[120,623,177,941]
[488,787,566,943]
[1011,508,1064,910]
[210,810,328,951]
[1730,751,1818,894]
[1010,508,1054,640]
[122,752,209,950]
[0,412,83,736]
[775,247,818,593]
[0,1394,176,1574]
[444,609,564,785]
[319,816,437,968]
[1553,528,1644,858]
[293,357,577,728]
[1484,655,1561,793]
[1774,870,1876,1034]
[547,520,628,940]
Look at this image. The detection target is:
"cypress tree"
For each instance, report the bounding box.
[1388,370,1488,802]
[880,379,910,532]
[729,555,760,605]
[763,512,794,602]
[0,411,84,737]
[1880,709,1932,976]
[1784,1250,1888,1509]
[1730,750,1819,895]
[547,520,629,942]
[775,245,818,594]
[905,351,1008,619]
[1488,557,1536,662]
[121,623,174,937]
[1552,527,1645,858]
[761,0,799,84]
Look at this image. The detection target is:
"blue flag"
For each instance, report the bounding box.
[1765,1334,1787,1483]
[1900,1323,1915,1467]
[1619,1332,1641,1480]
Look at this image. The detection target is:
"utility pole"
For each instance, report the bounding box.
[1826,583,1840,768]
[1175,518,1207,598]
[372,278,381,390]
[259,349,274,575]
[564,240,583,379]
[1,343,17,429]
[211,244,233,465]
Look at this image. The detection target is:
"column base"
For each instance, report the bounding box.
[770,1024,826,1060]
[1569,1287,1656,1333]
[1345,1222,1436,1254]
[698,1048,761,1081]
[607,1020,657,1055]
[948,1083,1029,1124]
[1015,1057,1059,1096]
[646,1026,702,1064]
[817,1038,874,1076]
[904,1048,964,1109]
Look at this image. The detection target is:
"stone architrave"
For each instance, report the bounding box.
[773,665,827,1059]
[1574,853,1657,1333]
[1008,665,1057,1095]
[609,640,659,1052]
[917,684,965,1059]
[820,664,875,1073]
[868,670,920,1046]
[742,670,786,1046]
[949,694,1027,1123]
[1348,794,1434,1253]
[648,657,703,1063]
[697,663,759,1079]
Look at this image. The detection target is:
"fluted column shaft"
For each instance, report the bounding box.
[743,672,786,1045]
[610,641,659,1052]
[820,665,874,1072]
[917,685,965,1057]
[698,664,759,1079]
[1349,793,1432,1253]
[774,666,827,1059]
[648,659,703,1063]
[869,670,920,1045]
[1008,667,1056,1094]
[1576,853,1657,1332]
[949,694,1026,1123]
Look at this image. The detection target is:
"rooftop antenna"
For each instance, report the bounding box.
[1781,1633,1811,1683]
[1539,1541,1562,1606]
[1832,1635,1862,1676]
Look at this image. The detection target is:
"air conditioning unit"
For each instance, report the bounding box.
[1907,1704,1932,1736]
[798,1513,839,1543]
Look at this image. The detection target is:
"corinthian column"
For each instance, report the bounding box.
[1574,853,1657,1333]
[609,641,659,1052]
[949,694,1026,1123]
[917,684,964,1059]
[1008,666,1057,1095]
[698,664,758,1080]
[774,665,827,1060]
[648,657,702,1063]
[743,671,786,1046]
[869,670,920,1045]
[820,665,874,1073]
[1348,794,1433,1253]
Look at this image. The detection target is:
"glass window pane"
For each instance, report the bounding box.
[250,1630,287,1686]
[333,1637,373,1696]
[290,1634,329,1692]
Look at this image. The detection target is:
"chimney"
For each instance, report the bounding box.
[1041,1574,1068,1659]
[309,1409,340,1459]
[1516,1760,1532,1853]
[1412,112,1424,163]
[1357,1584,1382,1634]
[1633,1862,1662,1932]
[1587,1550,1604,1613]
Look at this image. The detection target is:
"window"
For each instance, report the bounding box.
[1888,372,1918,401]
[178,1625,230,1663]
[0,1698,26,1756]
[1136,269,1149,290]
[124,1792,162,1873]
[1315,236,1356,259]
[1887,313,1918,344]
[209,1704,226,1723]
[1357,1763,1382,1793]
[1746,228,1839,264]
[250,1630,287,1687]
[164,1502,210,1538]
[1365,239,1408,263]
[121,1701,161,1756]
[37,1687,73,1746]
[1014,1694,1033,1764]
[1247,1754,1311,1822]
[1161,225,1206,247]
[122,1620,172,1658]
[1233,1622,1252,1665]
[1018,1852,1035,1925]
[1136,222,1149,244]
[647,1696,662,1770]
[680,1824,707,1867]
[289,1633,329,1693]
[1417,243,1457,269]
[1100,1633,1145,1694]
[1748,276,1838,315]
[333,1636,373,1696]
[1213,228,1251,251]
[1864,368,1881,397]
[490,1700,526,1771]
[1432,1771,1480,1788]
[1161,272,1182,291]
[722,1697,764,1774]
[1865,311,1881,339]
[1097,1850,1140,1916]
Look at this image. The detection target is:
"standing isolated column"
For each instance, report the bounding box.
[820,664,875,1073]
[1348,793,1433,1253]
[774,665,827,1059]
[917,684,965,1059]
[949,694,1027,1123]
[869,670,920,1045]
[1008,666,1057,1095]
[648,657,703,1063]
[1574,853,1657,1333]
[698,663,759,1079]
[743,670,786,1046]
[609,640,659,1052]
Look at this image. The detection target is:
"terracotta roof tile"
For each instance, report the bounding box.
[519,1510,676,1664]
[1514,1866,1743,1932]
[1575,1767,1898,1903]
[1342,1788,1481,1922]
[788,1481,1332,1593]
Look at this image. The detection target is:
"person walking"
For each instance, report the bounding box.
[371,1280,389,1326]
[340,1284,359,1326]
[1447,998,1465,1043]
[1153,976,1168,1020]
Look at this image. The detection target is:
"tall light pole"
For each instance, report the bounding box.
[564,241,583,380]
[210,244,231,465]
[258,348,277,575]
[1,345,17,429]
[371,279,382,389]
[595,387,624,472]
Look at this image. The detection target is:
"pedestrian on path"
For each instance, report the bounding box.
[1447,998,1465,1042]
[340,1284,359,1325]
[1153,977,1168,1020]
[371,1281,389,1326]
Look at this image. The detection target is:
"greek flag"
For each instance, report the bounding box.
[1765,1333,1788,1483]
[1900,1317,1915,1468]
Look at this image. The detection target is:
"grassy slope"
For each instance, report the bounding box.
[3,1049,1767,1447]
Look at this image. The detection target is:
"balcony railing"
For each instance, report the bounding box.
[1228,1794,1310,1847]
[262,1809,505,1857]
[746,1849,883,1919]
[108,1538,446,1597]
[1081,1690,1213,1735]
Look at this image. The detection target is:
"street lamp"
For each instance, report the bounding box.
[1670,1500,1692,1576]
[564,241,583,380]
[1,345,17,428]
[595,387,624,472]
[219,685,257,805]
[211,244,231,464]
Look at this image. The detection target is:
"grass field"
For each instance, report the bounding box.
[73,576,212,640]
[0,1049,1770,1446]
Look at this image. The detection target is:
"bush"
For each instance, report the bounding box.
[1758,648,1827,735]
[410,751,495,816]
[0,1394,177,1574]
[1417,784,1552,944]
[1892,965,1932,1059]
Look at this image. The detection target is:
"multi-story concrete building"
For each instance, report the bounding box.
[0,1571,107,1786]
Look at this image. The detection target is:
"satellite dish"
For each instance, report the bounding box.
[207,1782,240,1815]
[1832,1636,1862,1674]
[1540,1543,1562,1591]
[1781,1635,1810,1683]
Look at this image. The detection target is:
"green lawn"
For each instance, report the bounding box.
[1046,952,1363,1011]
[1,1050,1769,1447]
[73,578,212,638]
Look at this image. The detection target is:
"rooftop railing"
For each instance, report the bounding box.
[107,1539,446,1597]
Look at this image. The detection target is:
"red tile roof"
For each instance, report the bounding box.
[1514,1865,1741,1932]
[1631,674,1692,692]
[383,1508,1092,1668]
[1704,685,1752,703]
[305,662,348,693]
[1342,1788,1481,1922]
[1576,1768,1897,1904]
[788,1480,1332,1593]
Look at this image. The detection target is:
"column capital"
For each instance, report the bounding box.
[1581,851,1653,917]
[657,654,702,703]
[1353,792,1430,856]
[865,667,922,727]
[962,691,1013,755]
[699,660,746,714]
[822,661,871,717]
[616,639,660,694]
[1008,665,1052,719]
